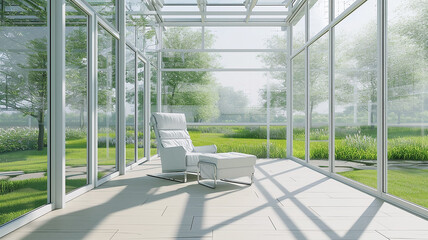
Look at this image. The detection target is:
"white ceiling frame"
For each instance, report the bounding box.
[244,0,258,23]
[128,11,289,15]
[196,0,207,23]
[161,21,287,26]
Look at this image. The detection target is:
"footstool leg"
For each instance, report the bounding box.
[198,161,217,189]
[221,173,254,186]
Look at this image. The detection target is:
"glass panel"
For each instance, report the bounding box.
[97,26,117,179]
[163,27,202,49]
[292,7,305,54]
[162,71,269,123]
[86,0,116,27]
[150,66,158,157]
[334,0,377,188]
[387,0,428,209]
[137,59,145,160]
[292,52,305,160]
[309,33,329,169]
[205,27,285,49]
[335,0,357,17]
[126,47,136,166]
[188,125,270,158]
[309,0,329,38]
[126,0,147,46]
[65,0,88,193]
[0,0,48,225]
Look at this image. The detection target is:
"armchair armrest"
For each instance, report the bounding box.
[193,145,217,154]
[159,146,187,172]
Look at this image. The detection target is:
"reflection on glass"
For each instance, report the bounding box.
[189,125,271,158]
[86,0,116,27]
[65,0,88,193]
[292,53,305,160]
[0,0,48,225]
[163,27,202,49]
[137,59,145,160]
[309,0,329,38]
[150,67,158,156]
[387,0,428,209]
[126,47,136,166]
[205,27,284,49]
[334,0,377,188]
[335,0,357,17]
[309,34,329,168]
[97,26,117,179]
[292,7,305,53]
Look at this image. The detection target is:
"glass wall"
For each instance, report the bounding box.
[292,7,305,53]
[334,0,377,188]
[86,0,116,27]
[292,52,306,160]
[308,0,329,38]
[97,26,117,179]
[125,47,136,165]
[387,0,428,209]
[335,0,357,17]
[150,66,158,156]
[0,0,48,225]
[161,26,287,158]
[65,0,89,193]
[137,59,145,160]
[309,33,329,168]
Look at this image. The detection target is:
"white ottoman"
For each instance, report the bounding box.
[197,152,257,188]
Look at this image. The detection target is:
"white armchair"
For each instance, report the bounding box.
[148,112,217,182]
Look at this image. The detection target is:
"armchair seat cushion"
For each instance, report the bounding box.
[186,152,203,166]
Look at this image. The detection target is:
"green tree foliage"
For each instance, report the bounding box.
[162,27,220,122]
[0,38,48,150]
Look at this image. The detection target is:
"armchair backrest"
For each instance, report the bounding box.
[151,112,194,153]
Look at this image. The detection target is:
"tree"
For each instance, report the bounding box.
[162,27,220,122]
[65,28,88,129]
[0,38,48,150]
[217,86,248,122]
[259,34,329,125]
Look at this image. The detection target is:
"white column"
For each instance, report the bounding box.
[377,0,387,193]
[118,0,126,175]
[329,0,335,173]
[286,11,293,158]
[50,0,66,209]
[145,63,151,161]
[88,10,97,185]
[157,26,162,112]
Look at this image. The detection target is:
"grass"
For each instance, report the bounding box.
[0,177,87,226]
[339,169,428,208]
[0,126,427,226]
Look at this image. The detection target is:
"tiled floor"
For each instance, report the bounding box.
[3,159,428,240]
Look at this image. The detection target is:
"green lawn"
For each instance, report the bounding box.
[0,127,427,226]
[339,169,428,208]
[0,178,87,226]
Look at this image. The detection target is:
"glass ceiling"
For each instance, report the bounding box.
[145,0,291,25]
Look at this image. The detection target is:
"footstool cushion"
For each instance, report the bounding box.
[198,152,256,183]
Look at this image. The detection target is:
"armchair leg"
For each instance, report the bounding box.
[147,172,188,183]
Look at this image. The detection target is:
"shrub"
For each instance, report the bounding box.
[97,136,116,147]
[310,142,329,159]
[388,137,428,160]
[65,128,86,140]
[0,177,47,195]
[335,134,377,160]
[310,128,329,140]
[224,126,287,140]
[0,127,42,153]
[217,142,267,158]
[188,126,235,134]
